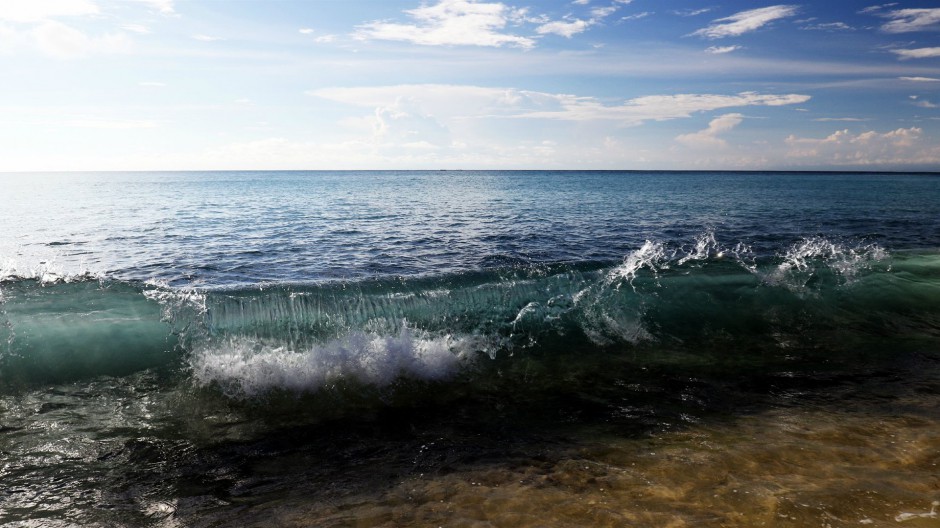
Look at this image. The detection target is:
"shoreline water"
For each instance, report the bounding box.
[5,333,936,527]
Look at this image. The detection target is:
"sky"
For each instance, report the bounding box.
[2,0,940,171]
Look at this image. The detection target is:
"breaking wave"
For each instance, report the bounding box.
[2,233,937,398]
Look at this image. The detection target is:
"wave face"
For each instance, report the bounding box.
[3,236,938,397]
[0,281,178,386]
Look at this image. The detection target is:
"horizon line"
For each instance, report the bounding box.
[2,169,940,175]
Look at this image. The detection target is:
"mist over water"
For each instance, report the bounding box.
[1,171,939,526]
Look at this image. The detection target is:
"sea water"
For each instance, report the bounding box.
[1,171,939,527]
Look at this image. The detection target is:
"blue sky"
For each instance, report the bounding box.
[2,0,940,171]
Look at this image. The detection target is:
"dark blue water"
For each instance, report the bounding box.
[3,171,939,286]
[2,171,940,527]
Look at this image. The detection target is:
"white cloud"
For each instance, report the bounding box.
[913,99,939,108]
[60,117,158,129]
[0,6,136,59]
[354,0,535,49]
[0,24,17,53]
[192,34,223,42]
[352,1,627,47]
[621,12,651,21]
[674,8,712,17]
[400,140,439,150]
[536,18,591,38]
[33,20,131,58]
[315,34,336,43]
[189,130,637,171]
[122,85,814,171]
[196,134,477,170]
[693,5,798,39]
[510,8,548,25]
[675,113,743,148]
[801,22,853,31]
[705,45,742,54]
[859,4,897,15]
[138,81,165,87]
[881,8,940,33]
[311,84,519,118]
[0,0,152,59]
[537,1,630,38]
[0,0,99,23]
[299,28,314,35]
[130,0,175,15]
[785,127,933,166]
[309,84,810,126]
[591,6,618,18]
[891,46,940,59]
[520,91,809,122]
[121,24,151,34]
[900,76,940,82]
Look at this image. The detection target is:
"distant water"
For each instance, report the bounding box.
[2,171,939,527]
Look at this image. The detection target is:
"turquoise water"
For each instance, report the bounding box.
[1,171,939,526]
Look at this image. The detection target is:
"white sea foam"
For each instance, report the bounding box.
[607,240,669,287]
[0,256,103,284]
[764,237,888,289]
[143,287,207,316]
[607,231,743,287]
[895,501,939,522]
[678,230,723,265]
[729,241,758,273]
[189,325,483,398]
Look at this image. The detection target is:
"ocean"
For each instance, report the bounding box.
[1,170,939,527]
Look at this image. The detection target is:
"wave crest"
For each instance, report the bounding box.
[190,325,482,398]
[2,232,915,396]
[765,237,889,290]
[1,257,103,285]
[606,240,669,287]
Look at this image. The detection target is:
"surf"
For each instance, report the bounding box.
[3,235,938,398]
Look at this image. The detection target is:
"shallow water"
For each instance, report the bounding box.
[1,171,939,526]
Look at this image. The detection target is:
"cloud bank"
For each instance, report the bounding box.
[786,127,934,166]
[309,84,810,126]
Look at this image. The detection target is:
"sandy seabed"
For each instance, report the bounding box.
[184,393,939,528]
